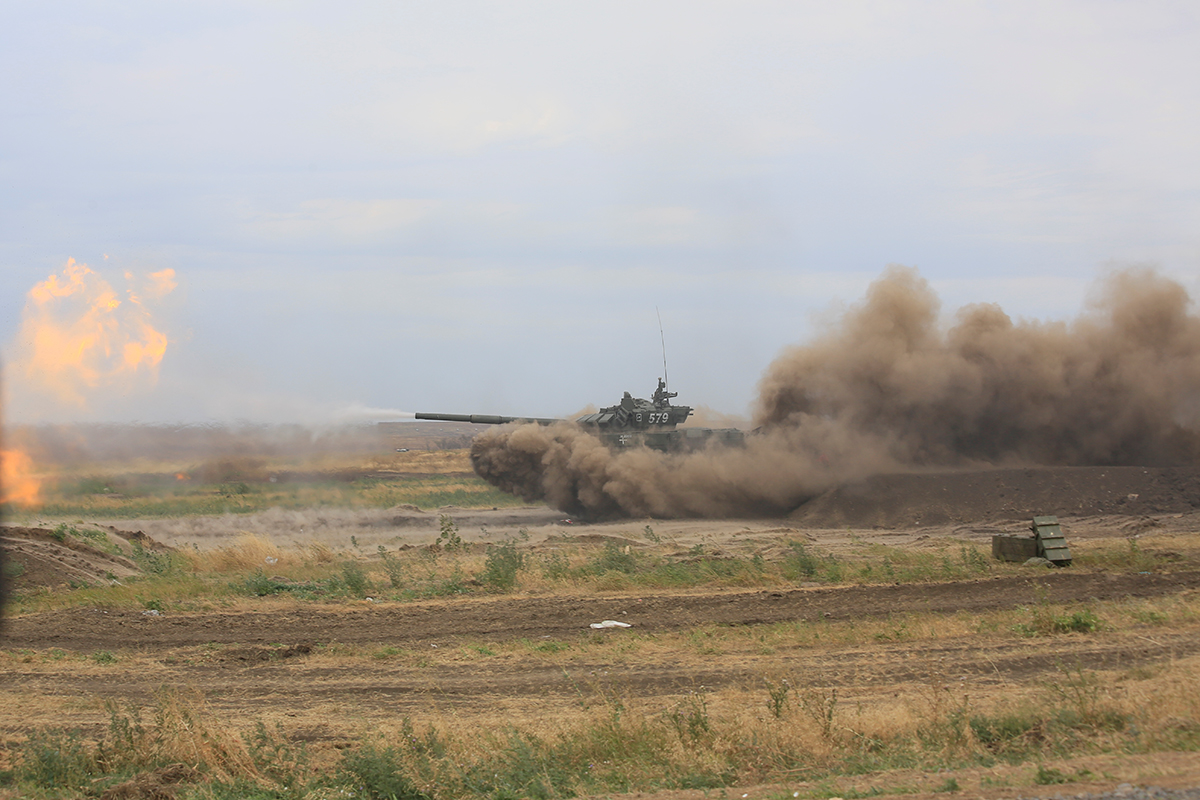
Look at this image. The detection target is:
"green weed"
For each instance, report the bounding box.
[667,691,713,747]
[588,541,638,575]
[379,545,405,588]
[783,540,821,578]
[92,650,117,664]
[540,552,571,580]
[337,741,429,800]
[1034,764,1069,785]
[1045,663,1127,731]
[373,646,405,660]
[1055,609,1103,633]
[341,561,371,597]
[479,538,525,592]
[797,685,840,743]
[765,677,791,719]
[436,514,464,550]
[16,728,95,790]
[241,569,287,597]
[129,542,182,576]
[1133,608,1169,625]
[246,721,308,791]
[969,712,1042,755]
[1013,605,1104,637]
[1077,538,1164,572]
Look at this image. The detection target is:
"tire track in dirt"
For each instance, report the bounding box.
[5,626,1198,740]
[5,570,1199,652]
[3,571,1198,750]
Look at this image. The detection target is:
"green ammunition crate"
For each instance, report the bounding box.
[992,534,1039,562]
[1032,515,1071,566]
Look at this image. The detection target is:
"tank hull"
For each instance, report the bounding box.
[416,380,743,453]
[599,427,744,452]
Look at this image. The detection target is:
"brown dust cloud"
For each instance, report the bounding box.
[471,267,1200,518]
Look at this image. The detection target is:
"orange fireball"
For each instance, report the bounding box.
[1,448,41,507]
[11,258,176,408]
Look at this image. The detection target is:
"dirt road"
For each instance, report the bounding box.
[4,567,1199,742]
[5,569,1199,652]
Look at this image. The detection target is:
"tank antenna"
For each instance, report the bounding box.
[657,306,669,391]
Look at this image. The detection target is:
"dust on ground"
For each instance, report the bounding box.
[44,463,1196,556]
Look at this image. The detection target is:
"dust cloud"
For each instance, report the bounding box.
[471,266,1200,518]
[7,423,390,467]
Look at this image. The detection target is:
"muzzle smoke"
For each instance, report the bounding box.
[471,267,1200,518]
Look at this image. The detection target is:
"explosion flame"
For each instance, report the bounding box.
[13,258,176,408]
[1,448,41,506]
[2,258,178,507]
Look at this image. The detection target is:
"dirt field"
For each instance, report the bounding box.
[4,464,1200,799]
[5,565,1200,724]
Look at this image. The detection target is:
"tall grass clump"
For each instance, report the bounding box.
[479,538,526,592]
[202,533,285,573]
[96,688,257,780]
[238,569,299,597]
[338,741,430,800]
[129,541,185,576]
[783,540,822,579]
[15,728,96,792]
[340,560,372,597]
[379,545,405,588]
[447,702,732,797]
[13,688,261,797]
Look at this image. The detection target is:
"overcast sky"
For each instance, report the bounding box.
[3,1,1198,424]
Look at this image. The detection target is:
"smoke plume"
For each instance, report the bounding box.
[471,267,1200,518]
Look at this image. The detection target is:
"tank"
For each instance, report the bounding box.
[415,378,744,452]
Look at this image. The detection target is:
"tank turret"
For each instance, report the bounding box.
[416,379,742,452]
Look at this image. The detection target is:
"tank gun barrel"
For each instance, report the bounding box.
[415,412,560,426]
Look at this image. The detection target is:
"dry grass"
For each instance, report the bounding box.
[259,655,1200,791]
[193,532,286,572]
[3,621,1200,798]
[365,449,474,473]
[96,687,260,782]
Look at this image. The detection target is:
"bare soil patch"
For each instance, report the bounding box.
[0,526,163,591]
[5,569,1200,653]
[792,465,1200,528]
